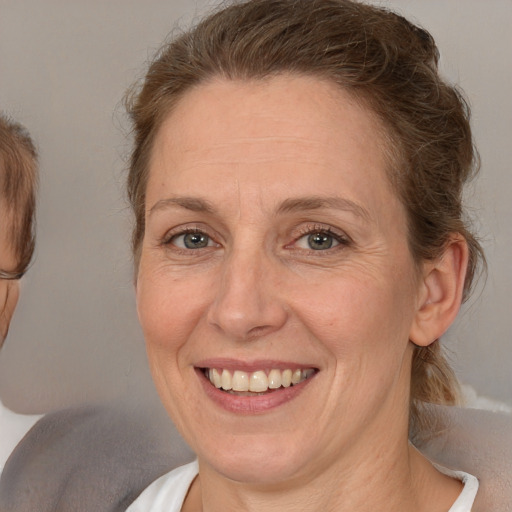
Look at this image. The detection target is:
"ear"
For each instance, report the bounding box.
[409,234,469,347]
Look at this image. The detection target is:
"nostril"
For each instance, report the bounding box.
[246,325,275,340]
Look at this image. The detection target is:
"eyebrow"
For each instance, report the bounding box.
[148,195,370,221]
[277,196,370,221]
[149,197,217,216]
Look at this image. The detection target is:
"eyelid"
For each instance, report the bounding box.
[288,223,352,249]
[158,222,350,252]
[298,222,350,240]
[160,223,219,246]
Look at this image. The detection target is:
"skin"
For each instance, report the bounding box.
[136,75,467,511]
[0,205,20,347]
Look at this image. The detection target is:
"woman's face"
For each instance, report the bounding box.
[136,75,425,484]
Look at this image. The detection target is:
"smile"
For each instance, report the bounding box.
[203,367,316,394]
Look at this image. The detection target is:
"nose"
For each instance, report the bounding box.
[207,247,288,341]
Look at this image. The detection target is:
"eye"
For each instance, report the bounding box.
[295,230,344,251]
[171,231,215,249]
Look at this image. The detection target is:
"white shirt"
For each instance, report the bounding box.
[127,460,478,512]
[0,399,42,474]
[436,465,479,512]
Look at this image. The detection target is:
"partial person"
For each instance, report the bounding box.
[0,113,41,474]
[0,119,191,511]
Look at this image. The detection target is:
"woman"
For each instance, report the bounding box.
[125,0,482,510]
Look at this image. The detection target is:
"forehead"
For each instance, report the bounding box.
[156,75,388,155]
[147,75,397,215]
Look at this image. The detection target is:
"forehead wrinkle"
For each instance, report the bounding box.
[180,135,324,160]
[235,176,242,221]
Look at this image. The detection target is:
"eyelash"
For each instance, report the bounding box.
[160,223,351,253]
[291,224,351,252]
[161,225,217,248]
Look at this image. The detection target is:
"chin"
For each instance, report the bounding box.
[194,429,322,485]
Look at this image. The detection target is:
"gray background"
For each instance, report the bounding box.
[0,0,510,420]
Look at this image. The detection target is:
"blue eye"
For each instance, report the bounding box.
[172,232,213,249]
[296,231,341,251]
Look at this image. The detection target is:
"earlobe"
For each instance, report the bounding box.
[409,235,469,347]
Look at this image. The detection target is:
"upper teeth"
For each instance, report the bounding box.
[206,368,315,393]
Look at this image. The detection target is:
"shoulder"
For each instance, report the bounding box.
[0,404,193,512]
[126,461,199,512]
[0,400,42,473]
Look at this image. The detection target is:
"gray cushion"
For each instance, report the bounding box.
[0,403,193,512]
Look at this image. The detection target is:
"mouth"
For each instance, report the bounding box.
[201,367,317,396]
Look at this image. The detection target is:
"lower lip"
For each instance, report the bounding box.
[196,369,315,414]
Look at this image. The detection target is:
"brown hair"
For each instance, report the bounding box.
[0,113,38,276]
[125,0,484,434]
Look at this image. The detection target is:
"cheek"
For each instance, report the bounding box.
[136,268,212,356]
[135,271,203,412]
[290,261,418,366]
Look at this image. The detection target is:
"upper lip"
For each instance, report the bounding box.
[195,358,318,372]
